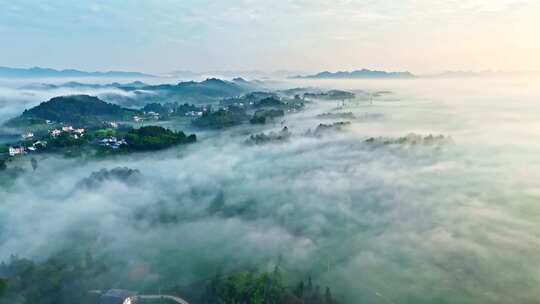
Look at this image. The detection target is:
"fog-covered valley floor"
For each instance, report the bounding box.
[2,77,540,303]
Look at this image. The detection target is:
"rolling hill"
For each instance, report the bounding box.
[5,95,138,127]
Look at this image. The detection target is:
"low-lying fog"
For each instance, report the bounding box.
[2,77,540,303]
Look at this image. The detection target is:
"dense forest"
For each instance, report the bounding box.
[197,269,336,304]
[0,254,338,304]
[0,253,113,304]
[4,95,137,127]
[250,109,284,125]
[192,109,249,129]
[124,126,196,151]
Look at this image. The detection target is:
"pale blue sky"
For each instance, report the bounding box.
[1,0,539,73]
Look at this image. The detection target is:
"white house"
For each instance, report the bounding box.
[185,111,203,117]
[32,141,47,149]
[147,112,160,120]
[99,289,139,304]
[51,129,62,137]
[21,132,34,140]
[99,137,127,149]
[9,146,26,157]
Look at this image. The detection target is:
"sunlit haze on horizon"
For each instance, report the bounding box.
[1,0,540,74]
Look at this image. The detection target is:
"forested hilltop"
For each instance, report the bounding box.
[4,95,137,127]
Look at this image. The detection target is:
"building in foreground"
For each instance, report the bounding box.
[99,289,139,304]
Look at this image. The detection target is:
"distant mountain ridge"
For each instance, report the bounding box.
[0,66,154,78]
[20,81,149,90]
[292,69,416,79]
[14,78,262,108]
[166,69,304,79]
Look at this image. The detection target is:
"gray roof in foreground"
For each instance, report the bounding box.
[100,289,138,304]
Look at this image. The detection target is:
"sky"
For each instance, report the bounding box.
[1,0,539,74]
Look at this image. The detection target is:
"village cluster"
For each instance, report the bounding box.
[7,125,85,156]
[5,121,125,157]
[133,110,204,123]
[132,111,161,122]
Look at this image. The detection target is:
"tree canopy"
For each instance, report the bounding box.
[192,109,248,129]
[125,126,196,151]
[5,95,137,127]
